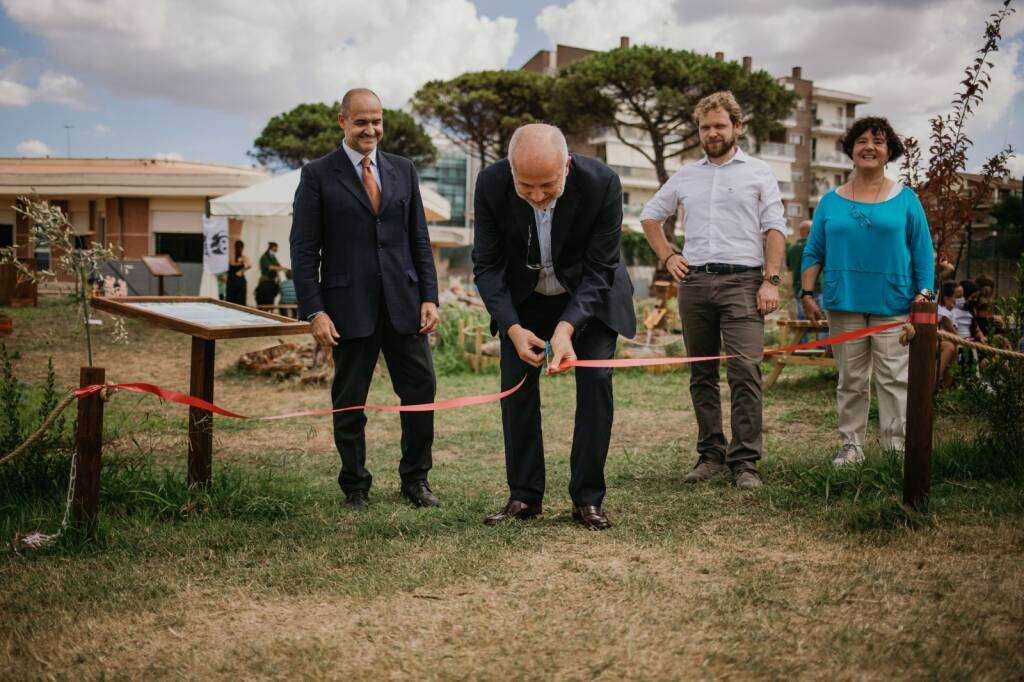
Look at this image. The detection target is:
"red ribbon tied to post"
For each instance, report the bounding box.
[73,319,908,419]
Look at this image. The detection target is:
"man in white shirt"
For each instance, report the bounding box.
[641,91,788,489]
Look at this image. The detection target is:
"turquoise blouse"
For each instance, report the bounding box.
[801,186,934,316]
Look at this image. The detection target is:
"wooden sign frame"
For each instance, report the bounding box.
[91,296,311,486]
[91,296,309,340]
[140,255,183,277]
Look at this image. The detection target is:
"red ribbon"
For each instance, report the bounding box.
[73,319,906,419]
[909,312,938,325]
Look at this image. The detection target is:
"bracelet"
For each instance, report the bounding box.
[799,290,815,298]
[660,252,681,270]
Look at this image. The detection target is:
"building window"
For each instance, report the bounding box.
[622,192,630,205]
[155,232,203,263]
[0,224,12,249]
[787,203,804,217]
[789,133,803,145]
[792,171,803,182]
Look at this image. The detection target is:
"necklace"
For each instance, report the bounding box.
[848,176,887,229]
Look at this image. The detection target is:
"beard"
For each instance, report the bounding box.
[701,134,737,159]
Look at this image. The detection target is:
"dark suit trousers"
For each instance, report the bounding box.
[330,300,435,494]
[499,292,618,508]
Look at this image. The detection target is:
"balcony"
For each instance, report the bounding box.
[756,141,796,161]
[811,150,851,169]
[778,181,794,199]
[622,204,646,220]
[812,117,848,134]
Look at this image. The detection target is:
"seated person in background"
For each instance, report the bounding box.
[278,269,297,318]
[936,281,959,391]
[954,280,977,339]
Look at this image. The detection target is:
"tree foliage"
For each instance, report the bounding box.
[250,103,437,169]
[901,0,1016,284]
[550,46,797,185]
[412,70,554,165]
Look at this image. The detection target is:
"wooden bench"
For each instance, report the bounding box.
[764,319,833,389]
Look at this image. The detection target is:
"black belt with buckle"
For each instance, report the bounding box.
[691,263,761,274]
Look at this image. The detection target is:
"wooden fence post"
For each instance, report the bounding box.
[73,366,105,529]
[188,337,215,487]
[903,301,937,510]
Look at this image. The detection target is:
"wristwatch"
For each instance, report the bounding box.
[764,274,782,286]
[918,288,935,301]
[799,289,816,298]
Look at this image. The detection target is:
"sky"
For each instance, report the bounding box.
[0,0,1021,175]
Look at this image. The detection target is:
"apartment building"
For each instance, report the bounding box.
[778,67,871,230]
[521,39,870,236]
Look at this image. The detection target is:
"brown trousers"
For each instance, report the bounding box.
[677,270,764,469]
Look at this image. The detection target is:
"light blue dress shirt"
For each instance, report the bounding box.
[342,140,380,191]
[533,201,566,295]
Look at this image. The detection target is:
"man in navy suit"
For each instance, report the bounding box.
[473,124,636,530]
[290,88,441,511]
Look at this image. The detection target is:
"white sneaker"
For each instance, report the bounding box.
[832,443,865,467]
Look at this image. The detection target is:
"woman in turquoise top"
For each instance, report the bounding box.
[800,116,934,466]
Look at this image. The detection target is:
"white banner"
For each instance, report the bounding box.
[202,215,229,275]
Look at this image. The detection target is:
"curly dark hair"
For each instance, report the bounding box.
[841,116,905,163]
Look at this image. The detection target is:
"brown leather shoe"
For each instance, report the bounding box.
[572,505,612,530]
[483,499,542,526]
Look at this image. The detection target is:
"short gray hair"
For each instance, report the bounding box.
[508,123,568,171]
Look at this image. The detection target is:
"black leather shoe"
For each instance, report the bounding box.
[344,490,369,511]
[401,480,440,508]
[483,499,543,526]
[572,505,612,530]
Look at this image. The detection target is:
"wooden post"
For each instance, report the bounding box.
[903,301,937,510]
[188,337,215,486]
[73,366,105,529]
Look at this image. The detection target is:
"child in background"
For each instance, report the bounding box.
[278,269,296,318]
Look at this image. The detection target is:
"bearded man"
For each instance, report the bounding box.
[472,123,636,530]
[641,91,788,490]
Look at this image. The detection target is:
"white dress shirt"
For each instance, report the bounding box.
[639,147,788,267]
[342,140,381,190]
[533,200,566,295]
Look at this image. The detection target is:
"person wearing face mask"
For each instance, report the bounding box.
[472,123,636,530]
[801,116,934,466]
[255,241,284,306]
[936,281,960,391]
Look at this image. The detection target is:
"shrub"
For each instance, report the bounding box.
[0,344,72,501]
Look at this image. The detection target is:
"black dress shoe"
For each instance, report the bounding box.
[572,505,611,530]
[343,491,369,511]
[483,499,543,526]
[401,481,440,508]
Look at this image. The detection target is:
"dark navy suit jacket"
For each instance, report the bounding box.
[472,154,636,339]
[290,146,439,339]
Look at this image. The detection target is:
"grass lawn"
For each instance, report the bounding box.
[1,298,1022,680]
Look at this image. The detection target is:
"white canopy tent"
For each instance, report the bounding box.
[206,168,459,298]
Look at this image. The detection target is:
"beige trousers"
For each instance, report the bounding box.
[827,310,908,451]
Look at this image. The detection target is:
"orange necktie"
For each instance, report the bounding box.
[361,156,381,214]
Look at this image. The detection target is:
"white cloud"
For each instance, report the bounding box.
[93,123,112,137]
[1,0,518,119]
[154,152,184,161]
[16,138,54,156]
[536,0,1023,154]
[0,59,90,109]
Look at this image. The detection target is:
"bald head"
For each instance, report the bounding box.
[799,219,812,239]
[338,88,384,156]
[508,123,570,209]
[341,88,381,115]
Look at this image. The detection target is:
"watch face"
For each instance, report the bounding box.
[770,275,781,285]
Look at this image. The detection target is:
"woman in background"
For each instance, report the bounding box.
[226,239,250,306]
[801,116,934,466]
